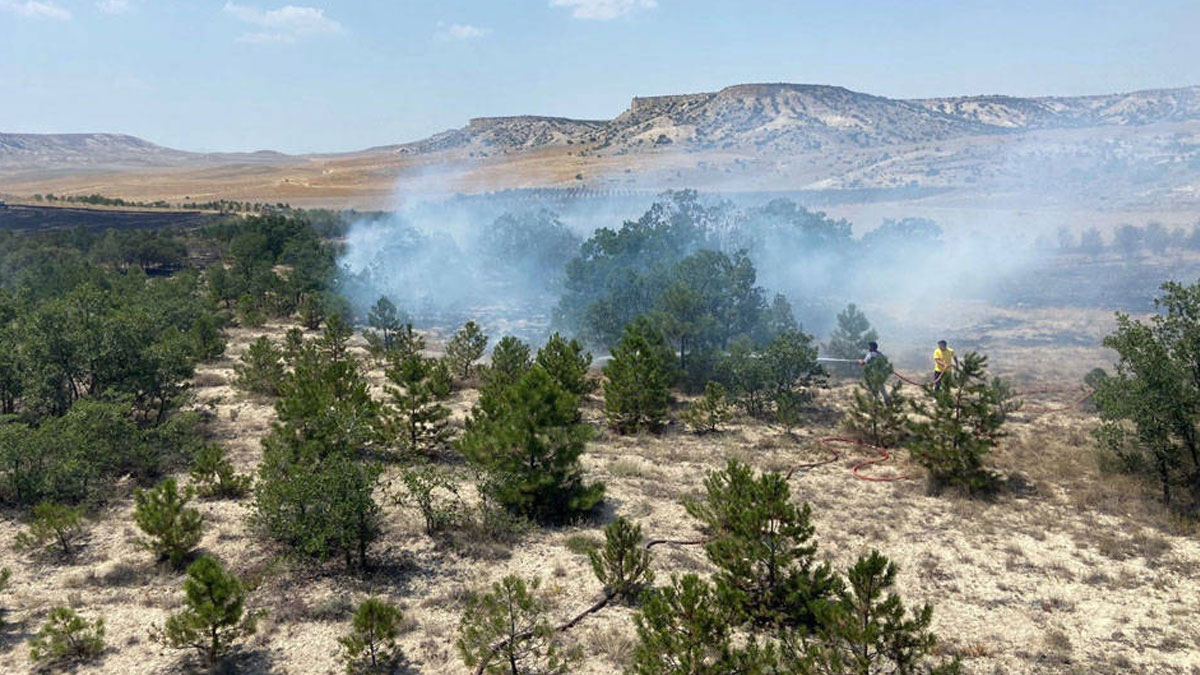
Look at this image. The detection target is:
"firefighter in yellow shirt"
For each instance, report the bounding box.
[932,340,955,390]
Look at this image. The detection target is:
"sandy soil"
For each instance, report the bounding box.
[0,313,1197,674]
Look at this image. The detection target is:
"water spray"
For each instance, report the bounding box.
[816,357,860,363]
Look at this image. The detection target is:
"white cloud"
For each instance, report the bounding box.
[223,2,345,44]
[435,22,491,41]
[549,0,656,20]
[96,0,131,14]
[0,0,71,20]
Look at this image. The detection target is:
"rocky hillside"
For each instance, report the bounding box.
[387,83,1200,155]
[915,85,1200,129]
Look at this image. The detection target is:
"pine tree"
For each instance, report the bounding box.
[589,517,654,603]
[842,355,908,448]
[628,574,744,674]
[156,556,257,666]
[189,443,252,499]
[299,293,325,330]
[791,551,960,675]
[680,381,732,434]
[603,318,673,433]
[364,296,404,355]
[460,367,604,523]
[233,335,286,396]
[536,332,595,396]
[29,607,105,666]
[340,598,407,674]
[827,303,879,377]
[133,477,203,569]
[457,575,575,675]
[685,460,839,630]
[908,351,1015,496]
[480,335,532,400]
[384,353,452,458]
[446,321,488,378]
[15,501,87,559]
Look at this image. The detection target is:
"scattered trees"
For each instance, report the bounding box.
[384,353,453,458]
[536,332,595,396]
[189,443,252,499]
[233,336,287,396]
[842,354,907,448]
[680,381,732,433]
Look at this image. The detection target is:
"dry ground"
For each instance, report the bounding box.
[1,313,1198,674]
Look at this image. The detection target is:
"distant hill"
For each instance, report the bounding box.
[0,132,291,172]
[2,83,1199,214]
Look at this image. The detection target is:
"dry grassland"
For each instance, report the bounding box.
[1,314,1197,674]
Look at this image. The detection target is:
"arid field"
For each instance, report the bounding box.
[1,300,1196,675]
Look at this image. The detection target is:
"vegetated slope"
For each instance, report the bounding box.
[0,132,292,172]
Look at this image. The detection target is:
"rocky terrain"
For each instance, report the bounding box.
[2,83,1199,216]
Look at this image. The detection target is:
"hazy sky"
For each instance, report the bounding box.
[2,0,1197,153]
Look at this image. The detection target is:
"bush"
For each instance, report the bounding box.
[589,517,654,603]
[685,460,838,629]
[339,598,407,674]
[14,501,86,559]
[133,477,203,569]
[156,556,257,665]
[29,607,105,666]
[907,352,1015,496]
[189,443,252,499]
[1094,280,1200,506]
[0,568,10,626]
[536,332,595,396]
[457,575,576,675]
[603,318,673,433]
[299,294,325,330]
[461,367,604,523]
[233,336,286,396]
[446,321,488,378]
[680,381,731,433]
[396,463,461,536]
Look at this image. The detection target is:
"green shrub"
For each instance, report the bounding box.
[299,293,325,330]
[680,381,731,433]
[483,336,533,393]
[233,335,286,396]
[589,517,653,603]
[29,607,105,666]
[156,556,257,665]
[339,598,407,674]
[460,367,603,523]
[446,321,488,378]
[14,501,86,559]
[685,460,838,629]
[396,463,461,535]
[189,443,252,499]
[457,575,576,675]
[133,477,203,569]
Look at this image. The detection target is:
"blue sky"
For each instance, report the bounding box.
[2,0,1197,153]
